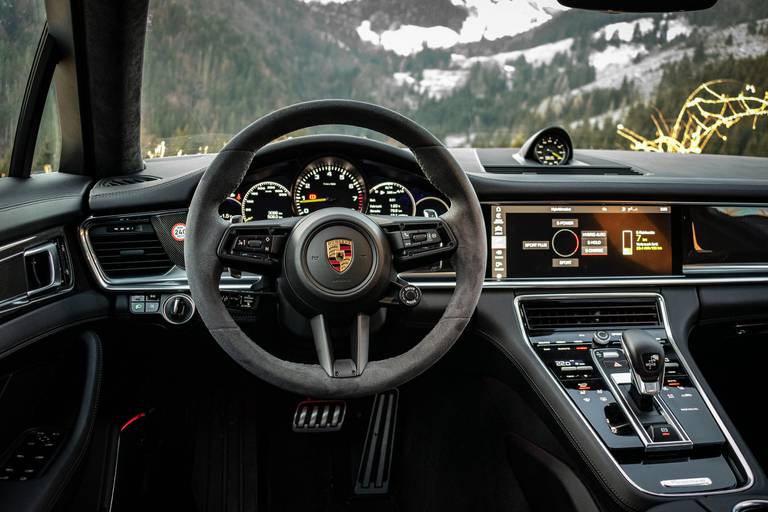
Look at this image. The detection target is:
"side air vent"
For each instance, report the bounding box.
[88,220,174,279]
[98,175,161,187]
[521,300,661,331]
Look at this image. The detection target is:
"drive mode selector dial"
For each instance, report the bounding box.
[551,229,579,258]
[593,330,611,345]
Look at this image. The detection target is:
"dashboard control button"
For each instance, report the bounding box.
[648,424,682,443]
[130,302,145,313]
[560,365,593,373]
[593,330,611,345]
[145,301,160,313]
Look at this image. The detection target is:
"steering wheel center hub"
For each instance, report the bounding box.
[305,225,374,291]
[281,208,392,314]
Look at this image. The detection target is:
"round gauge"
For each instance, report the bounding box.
[534,135,569,166]
[293,157,366,215]
[219,195,242,220]
[415,196,449,218]
[367,182,415,216]
[241,181,292,221]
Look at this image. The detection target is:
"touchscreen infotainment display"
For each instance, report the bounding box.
[488,204,674,278]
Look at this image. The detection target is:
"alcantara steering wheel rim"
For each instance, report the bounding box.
[185,99,486,398]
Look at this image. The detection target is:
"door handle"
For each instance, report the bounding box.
[24,241,62,297]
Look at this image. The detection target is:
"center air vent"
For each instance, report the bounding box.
[98,175,161,187]
[88,220,174,279]
[521,299,661,331]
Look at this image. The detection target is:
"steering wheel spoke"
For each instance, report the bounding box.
[310,313,370,378]
[373,215,458,271]
[216,217,299,273]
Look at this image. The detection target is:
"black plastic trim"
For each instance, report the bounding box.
[9,25,59,178]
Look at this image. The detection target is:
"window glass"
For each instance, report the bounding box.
[0,1,49,177]
[31,86,61,174]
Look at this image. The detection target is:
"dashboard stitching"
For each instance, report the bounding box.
[0,195,83,213]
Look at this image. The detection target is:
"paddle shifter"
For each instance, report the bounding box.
[621,330,665,411]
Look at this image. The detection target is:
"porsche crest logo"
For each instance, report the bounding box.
[326,239,353,273]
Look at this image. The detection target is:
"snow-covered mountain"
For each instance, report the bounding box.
[139,0,768,154]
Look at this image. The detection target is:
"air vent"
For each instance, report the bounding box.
[522,300,661,331]
[88,220,174,279]
[98,175,161,187]
[484,166,642,176]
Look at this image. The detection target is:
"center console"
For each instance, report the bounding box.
[515,293,753,496]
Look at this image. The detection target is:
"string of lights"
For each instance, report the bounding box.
[617,80,768,154]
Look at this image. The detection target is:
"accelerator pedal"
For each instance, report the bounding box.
[292,400,346,432]
[355,389,399,495]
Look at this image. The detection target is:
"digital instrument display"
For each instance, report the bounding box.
[488,204,674,278]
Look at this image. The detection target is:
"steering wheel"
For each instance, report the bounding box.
[185,100,486,398]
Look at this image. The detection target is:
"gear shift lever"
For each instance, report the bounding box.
[621,330,665,411]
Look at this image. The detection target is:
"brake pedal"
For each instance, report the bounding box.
[355,389,398,495]
[293,400,346,432]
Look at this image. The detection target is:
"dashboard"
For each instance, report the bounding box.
[81,134,768,289]
[218,154,449,221]
[482,202,768,281]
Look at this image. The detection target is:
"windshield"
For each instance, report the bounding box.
[141,0,768,157]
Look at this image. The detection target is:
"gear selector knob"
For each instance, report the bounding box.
[621,329,665,402]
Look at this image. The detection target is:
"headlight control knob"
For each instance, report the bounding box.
[162,294,195,325]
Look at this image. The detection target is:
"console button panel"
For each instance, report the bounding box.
[518,296,748,495]
[124,290,259,324]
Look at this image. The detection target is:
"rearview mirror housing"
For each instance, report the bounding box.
[557,0,718,12]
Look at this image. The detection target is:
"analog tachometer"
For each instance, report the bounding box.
[293,157,366,215]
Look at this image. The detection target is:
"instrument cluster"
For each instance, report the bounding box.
[219,155,449,221]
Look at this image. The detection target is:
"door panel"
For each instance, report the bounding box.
[0,331,102,511]
[0,164,105,511]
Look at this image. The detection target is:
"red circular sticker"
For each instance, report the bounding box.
[171,223,186,242]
